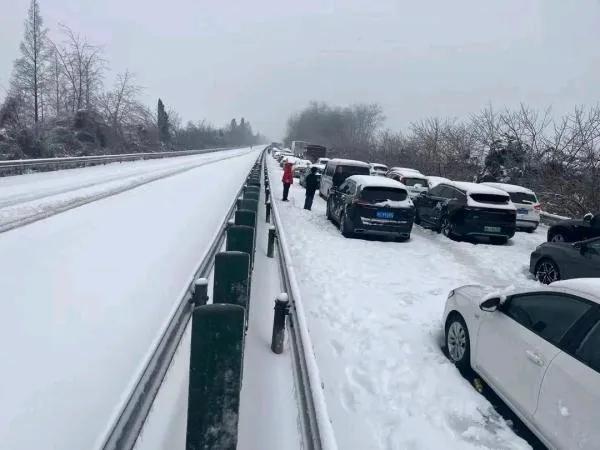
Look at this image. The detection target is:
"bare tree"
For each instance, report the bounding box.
[11,0,50,124]
[52,25,105,113]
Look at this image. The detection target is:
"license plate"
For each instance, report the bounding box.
[484,226,501,233]
[517,208,529,215]
[376,211,394,219]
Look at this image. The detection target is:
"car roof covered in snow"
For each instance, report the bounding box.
[427,176,451,187]
[388,167,426,177]
[369,163,388,168]
[346,175,407,190]
[551,279,600,302]
[444,181,510,197]
[311,163,326,170]
[481,182,537,195]
[328,158,370,168]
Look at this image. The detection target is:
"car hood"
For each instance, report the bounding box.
[451,284,507,311]
[552,218,585,228]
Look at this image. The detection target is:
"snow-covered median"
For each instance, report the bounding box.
[268,158,545,449]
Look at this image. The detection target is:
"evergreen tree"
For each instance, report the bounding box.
[12,0,50,124]
[157,98,170,143]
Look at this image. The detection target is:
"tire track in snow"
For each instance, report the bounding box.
[0,149,252,234]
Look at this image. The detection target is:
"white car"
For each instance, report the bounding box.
[482,182,541,231]
[443,279,600,450]
[316,157,330,166]
[369,163,388,176]
[386,168,428,198]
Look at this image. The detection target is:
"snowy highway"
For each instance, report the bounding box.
[0,147,260,450]
[269,157,546,450]
[0,148,253,233]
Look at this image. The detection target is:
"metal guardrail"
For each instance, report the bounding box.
[266,156,339,450]
[98,151,262,450]
[0,147,236,176]
[539,211,570,226]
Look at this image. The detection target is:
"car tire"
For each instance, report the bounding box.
[490,236,508,245]
[440,215,457,239]
[396,234,410,242]
[445,314,471,372]
[341,210,354,238]
[535,258,561,284]
[326,199,333,222]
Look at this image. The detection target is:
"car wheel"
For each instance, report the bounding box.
[341,210,354,238]
[445,314,471,372]
[490,236,508,245]
[535,258,561,284]
[326,199,333,222]
[440,216,456,239]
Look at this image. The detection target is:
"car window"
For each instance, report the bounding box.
[576,321,600,373]
[339,181,350,193]
[508,192,537,204]
[402,177,428,187]
[429,185,444,196]
[470,193,510,204]
[361,187,407,202]
[503,293,592,346]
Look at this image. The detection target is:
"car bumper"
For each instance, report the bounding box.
[455,222,516,239]
[516,219,539,229]
[355,217,413,236]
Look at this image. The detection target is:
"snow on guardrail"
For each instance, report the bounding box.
[268,160,339,450]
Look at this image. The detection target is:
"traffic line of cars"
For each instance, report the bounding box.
[271,151,600,449]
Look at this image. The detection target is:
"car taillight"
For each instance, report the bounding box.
[534,203,541,211]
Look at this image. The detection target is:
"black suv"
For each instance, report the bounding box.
[547,213,600,243]
[414,181,516,244]
[326,175,415,240]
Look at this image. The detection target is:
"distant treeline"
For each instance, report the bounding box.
[285,101,600,217]
[0,0,266,160]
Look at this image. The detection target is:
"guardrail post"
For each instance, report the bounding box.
[267,225,276,257]
[271,293,290,354]
[214,251,250,313]
[186,304,245,450]
[191,278,209,307]
[235,209,256,228]
[265,201,271,223]
[227,224,255,269]
[265,186,270,203]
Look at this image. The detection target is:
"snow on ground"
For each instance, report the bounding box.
[0,148,252,231]
[0,148,259,450]
[268,157,546,450]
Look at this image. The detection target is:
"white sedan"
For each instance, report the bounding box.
[443,278,600,450]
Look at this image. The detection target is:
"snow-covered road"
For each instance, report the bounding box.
[0,147,253,232]
[0,147,260,450]
[268,157,546,450]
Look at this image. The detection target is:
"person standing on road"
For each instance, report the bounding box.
[282,162,293,201]
[303,166,320,210]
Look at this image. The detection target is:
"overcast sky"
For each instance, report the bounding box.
[1,0,600,140]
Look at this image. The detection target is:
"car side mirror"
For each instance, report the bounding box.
[583,213,593,223]
[480,297,501,312]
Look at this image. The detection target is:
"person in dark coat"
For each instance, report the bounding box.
[282,162,293,201]
[303,166,320,210]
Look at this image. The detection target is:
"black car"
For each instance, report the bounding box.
[414,181,516,244]
[326,175,415,240]
[530,237,600,284]
[547,213,600,242]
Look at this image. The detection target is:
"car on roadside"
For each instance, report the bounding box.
[320,159,371,199]
[316,157,330,166]
[299,164,324,188]
[530,237,600,284]
[326,175,415,240]
[427,176,451,189]
[293,159,312,177]
[547,212,600,243]
[482,182,541,232]
[443,279,600,450]
[414,181,516,244]
[280,155,298,168]
[369,163,388,176]
[386,168,429,198]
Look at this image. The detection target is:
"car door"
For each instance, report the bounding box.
[333,180,351,219]
[429,185,452,225]
[418,185,444,225]
[535,313,600,450]
[474,292,593,420]
[575,238,600,277]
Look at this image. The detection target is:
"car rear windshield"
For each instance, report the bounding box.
[470,193,510,204]
[508,192,537,204]
[361,187,407,202]
[402,177,427,187]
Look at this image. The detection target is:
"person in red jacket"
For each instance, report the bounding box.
[282,162,294,201]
